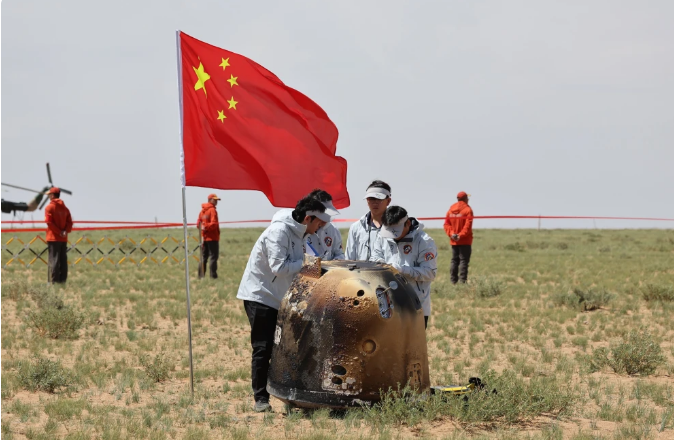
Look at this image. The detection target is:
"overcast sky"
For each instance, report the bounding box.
[2,0,673,229]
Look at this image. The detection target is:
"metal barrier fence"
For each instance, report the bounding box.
[2,234,201,269]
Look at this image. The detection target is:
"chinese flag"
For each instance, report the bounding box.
[178,32,350,209]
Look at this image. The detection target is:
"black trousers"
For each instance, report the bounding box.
[48,242,68,284]
[243,300,278,403]
[450,245,472,284]
[201,241,219,279]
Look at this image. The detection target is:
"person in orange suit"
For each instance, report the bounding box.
[44,187,73,284]
[444,191,474,284]
[197,194,221,279]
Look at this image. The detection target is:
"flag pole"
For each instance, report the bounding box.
[181,187,194,397]
[176,29,194,397]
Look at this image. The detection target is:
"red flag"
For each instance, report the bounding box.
[178,32,350,209]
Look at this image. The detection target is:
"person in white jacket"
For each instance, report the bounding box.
[236,195,329,412]
[370,206,438,329]
[305,189,344,260]
[345,180,392,261]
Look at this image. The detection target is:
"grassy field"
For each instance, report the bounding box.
[1,228,674,439]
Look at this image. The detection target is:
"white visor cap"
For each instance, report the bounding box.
[305,210,331,223]
[379,216,409,239]
[363,187,391,200]
[321,200,340,216]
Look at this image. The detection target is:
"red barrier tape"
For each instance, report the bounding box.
[2,215,672,233]
[1,220,168,225]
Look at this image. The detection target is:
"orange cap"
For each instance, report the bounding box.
[46,187,60,195]
[208,194,221,201]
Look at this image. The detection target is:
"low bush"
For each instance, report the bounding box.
[503,242,525,252]
[553,288,613,311]
[573,288,614,311]
[20,285,85,339]
[641,284,674,302]
[473,278,504,298]
[1,281,54,303]
[355,370,577,428]
[17,356,72,393]
[448,370,577,424]
[140,353,171,383]
[28,305,85,339]
[590,330,665,375]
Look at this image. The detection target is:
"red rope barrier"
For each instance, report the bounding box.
[2,215,672,233]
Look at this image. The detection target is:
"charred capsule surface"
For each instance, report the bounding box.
[267,259,430,408]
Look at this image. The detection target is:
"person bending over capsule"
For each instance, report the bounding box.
[370,206,438,329]
[236,194,329,413]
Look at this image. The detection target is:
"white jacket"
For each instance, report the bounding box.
[236,209,306,310]
[345,212,382,261]
[306,223,344,261]
[369,219,438,316]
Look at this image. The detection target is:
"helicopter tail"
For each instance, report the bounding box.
[26,187,50,212]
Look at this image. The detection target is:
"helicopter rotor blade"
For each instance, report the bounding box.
[1,183,44,194]
[59,188,73,195]
[39,197,49,210]
[46,163,53,186]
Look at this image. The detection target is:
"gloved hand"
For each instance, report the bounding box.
[391,263,409,276]
[451,234,460,241]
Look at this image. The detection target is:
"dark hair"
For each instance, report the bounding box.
[292,195,326,223]
[382,206,407,226]
[52,192,61,199]
[307,188,332,203]
[366,180,391,194]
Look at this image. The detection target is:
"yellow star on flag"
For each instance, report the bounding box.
[219,58,230,70]
[217,110,226,123]
[193,62,210,96]
[227,97,238,110]
[227,74,239,88]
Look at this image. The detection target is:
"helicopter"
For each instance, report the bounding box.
[1,163,73,216]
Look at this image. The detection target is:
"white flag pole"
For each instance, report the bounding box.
[175,29,194,397]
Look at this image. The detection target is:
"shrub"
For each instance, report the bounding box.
[140,353,171,383]
[358,370,577,427]
[473,278,504,298]
[28,305,85,339]
[573,288,614,311]
[17,356,72,393]
[504,242,525,252]
[641,284,674,302]
[1,281,54,303]
[448,370,577,424]
[590,330,665,375]
[553,288,613,311]
[0,280,28,301]
[552,291,580,309]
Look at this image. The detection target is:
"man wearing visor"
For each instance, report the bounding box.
[305,189,344,260]
[345,180,392,261]
[370,206,437,329]
[237,195,329,412]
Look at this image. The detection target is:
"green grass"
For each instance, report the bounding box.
[2,228,674,439]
